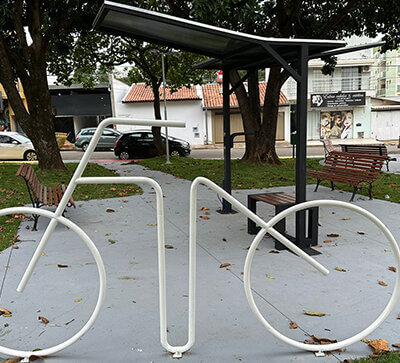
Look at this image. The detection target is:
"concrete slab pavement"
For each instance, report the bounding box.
[0,163,399,362]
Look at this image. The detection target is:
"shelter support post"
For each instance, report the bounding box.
[221,68,233,213]
[295,45,318,252]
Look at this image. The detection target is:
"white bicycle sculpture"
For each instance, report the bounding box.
[0,118,399,360]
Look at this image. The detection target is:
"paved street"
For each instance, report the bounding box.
[61,142,400,162]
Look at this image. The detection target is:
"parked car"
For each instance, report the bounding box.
[75,127,121,151]
[114,130,191,160]
[0,132,37,160]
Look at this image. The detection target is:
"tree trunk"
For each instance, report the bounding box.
[234,67,287,164]
[151,82,166,155]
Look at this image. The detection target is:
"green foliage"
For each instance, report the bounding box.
[0,163,141,251]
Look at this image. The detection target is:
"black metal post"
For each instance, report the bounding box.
[295,45,309,249]
[222,68,232,213]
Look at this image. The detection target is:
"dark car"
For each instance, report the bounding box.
[114,130,191,160]
[75,127,121,151]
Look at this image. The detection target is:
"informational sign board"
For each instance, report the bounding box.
[311,92,366,108]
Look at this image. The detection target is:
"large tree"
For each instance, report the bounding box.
[167,0,400,163]
[0,0,105,169]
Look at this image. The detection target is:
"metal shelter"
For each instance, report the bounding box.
[93,0,382,252]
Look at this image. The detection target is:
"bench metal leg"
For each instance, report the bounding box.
[368,183,373,200]
[350,186,358,202]
[330,181,335,190]
[314,179,321,192]
[247,196,260,235]
[307,207,319,245]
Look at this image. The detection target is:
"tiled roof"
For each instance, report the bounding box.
[123,83,200,103]
[202,82,288,108]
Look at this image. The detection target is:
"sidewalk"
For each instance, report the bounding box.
[0,163,399,362]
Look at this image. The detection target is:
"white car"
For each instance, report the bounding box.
[0,132,37,160]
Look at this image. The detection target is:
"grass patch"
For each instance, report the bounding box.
[349,352,400,362]
[139,156,400,203]
[0,162,141,251]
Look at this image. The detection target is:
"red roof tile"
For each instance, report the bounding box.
[123,83,200,103]
[202,82,288,108]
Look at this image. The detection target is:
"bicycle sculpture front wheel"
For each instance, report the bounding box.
[0,207,106,359]
[244,200,400,353]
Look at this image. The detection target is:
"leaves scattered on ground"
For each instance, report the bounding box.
[389,266,396,272]
[57,264,68,268]
[378,281,388,287]
[219,263,231,268]
[327,234,339,238]
[266,274,275,279]
[165,245,174,249]
[335,267,347,272]
[38,316,49,324]
[289,321,298,329]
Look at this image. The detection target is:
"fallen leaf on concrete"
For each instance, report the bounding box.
[389,266,397,272]
[384,249,391,252]
[392,343,400,348]
[165,245,174,249]
[342,218,351,220]
[335,267,347,272]
[219,263,231,268]
[12,245,19,249]
[304,310,325,317]
[2,357,21,363]
[200,207,209,211]
[312,335,337,344]
[146,223,157,227]
[366,339,390,353]
[222,238,227,242]
[0,308,12,315]
[29,355,44,361]
[314,245,322,248]
[357,231,365,235]
[106,208,115,213]
[199,216,210,220]
[397,313,400,319]
[57,264,68,268]
[269,250,280,254]
[108,239,116,244]
[327,234,339,237]
[38,316,49,324]
[289,321,298,329]
[323,240,332,243]
[105,233,111,236]
[41,252,46,256]
[74,298,82,303]
[378,281,388,286]
[266,274,275,279]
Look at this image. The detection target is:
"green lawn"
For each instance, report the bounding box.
[349,352,400,362]
[0,162,141,251]
[139,156,400,203]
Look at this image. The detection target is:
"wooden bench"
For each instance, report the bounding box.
[308,151,386,202]
[16,164,76,230]
[247,192,319,249]
[340,144,396,171]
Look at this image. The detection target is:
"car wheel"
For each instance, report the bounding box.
[170,150,180,157]
[82,143,89,152]
[24,150,37,161]
[119,151,130,160]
